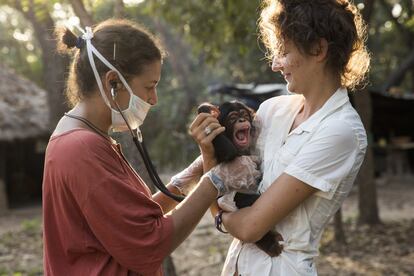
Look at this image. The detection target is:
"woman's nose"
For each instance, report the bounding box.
[148,89,158,106]
[271,56,283,72]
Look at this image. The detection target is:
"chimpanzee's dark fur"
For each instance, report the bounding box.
[198,101,284,257]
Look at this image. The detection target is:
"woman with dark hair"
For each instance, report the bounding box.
[42,19,260,275]
[208,0,371,275]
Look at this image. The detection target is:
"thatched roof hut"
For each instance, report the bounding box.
[0,64,50,212]
[0,63,49,141]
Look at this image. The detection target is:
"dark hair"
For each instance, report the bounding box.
[259,0,370,90]
[55,19,165,106]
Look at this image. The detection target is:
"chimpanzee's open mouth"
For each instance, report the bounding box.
[233,125,251,149]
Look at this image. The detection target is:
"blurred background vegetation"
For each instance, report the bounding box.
[1,0,413,170]
[1,1,414,275]
[1,0,414,171]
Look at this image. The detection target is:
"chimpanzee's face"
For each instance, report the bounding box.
[223,108,252,154]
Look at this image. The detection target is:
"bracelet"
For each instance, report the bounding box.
[215,210,228,234]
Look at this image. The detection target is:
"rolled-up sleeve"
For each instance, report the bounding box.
[284,120,359,199]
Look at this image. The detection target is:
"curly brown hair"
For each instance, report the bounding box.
[55,19,165,106]
[259,0,370,90]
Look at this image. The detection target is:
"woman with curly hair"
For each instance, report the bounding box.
[211,0,371,275]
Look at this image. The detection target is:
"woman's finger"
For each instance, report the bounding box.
[191,117,220,140]
[195,124,223,146]
[201,126,225,145]
[189,113,214,134]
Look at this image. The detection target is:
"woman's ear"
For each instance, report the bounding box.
[104,70,123,91]
[313,38,329,62]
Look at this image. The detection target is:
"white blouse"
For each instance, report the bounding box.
[221,88,367,276]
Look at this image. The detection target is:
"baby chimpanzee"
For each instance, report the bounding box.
[198,101,284,257]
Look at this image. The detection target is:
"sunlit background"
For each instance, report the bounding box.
[0,0,413,275]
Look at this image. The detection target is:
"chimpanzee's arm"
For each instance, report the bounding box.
[234,192,261,209]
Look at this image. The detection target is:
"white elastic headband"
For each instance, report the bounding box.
[76,26,134,108]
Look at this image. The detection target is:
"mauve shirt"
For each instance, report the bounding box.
[42,129,173,276]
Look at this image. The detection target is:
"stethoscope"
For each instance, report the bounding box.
[110,83,185,202]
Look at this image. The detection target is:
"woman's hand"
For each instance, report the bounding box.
[189,113,225,170]
[171,155,204,195]
[205,155,262,197]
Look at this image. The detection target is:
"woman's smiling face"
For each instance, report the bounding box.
[271,40,316,94]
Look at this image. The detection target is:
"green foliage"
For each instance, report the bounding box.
[91,0,116,22]
[365,0,414,92]
[140,45,217,169]
[2,0,414,169]
[0,5,43,85]
[144,0,279,83]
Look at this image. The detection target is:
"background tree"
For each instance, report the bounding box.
[353,0,381,225]
[1,0,69,129]
[1,0,414,272]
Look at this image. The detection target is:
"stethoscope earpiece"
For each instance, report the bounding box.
[110,81,118,99]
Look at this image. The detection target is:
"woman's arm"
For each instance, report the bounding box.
[153,123,219,214]
[222,173,317,242]
[152,184,183,213]
[167,176,218,252]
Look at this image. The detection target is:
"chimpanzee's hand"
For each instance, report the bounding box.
[171,155,203,195]
[204,156,261,197]
[217,192,238,212]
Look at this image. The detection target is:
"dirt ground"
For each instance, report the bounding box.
[0,178,413,275]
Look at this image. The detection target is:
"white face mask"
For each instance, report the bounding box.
[111,92,151,132]
[80,27,151,133]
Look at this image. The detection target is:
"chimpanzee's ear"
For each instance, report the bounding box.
[247,106,256,119]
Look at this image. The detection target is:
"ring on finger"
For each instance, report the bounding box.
[204,126,212,135]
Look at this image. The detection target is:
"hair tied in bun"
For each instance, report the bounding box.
[75,36,85,49]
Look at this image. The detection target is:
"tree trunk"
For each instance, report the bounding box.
[68,0,94,27]
[352,90,380,224]
[334,208,346,244]
[0,144,8,215]
[356,139,380,224]
[14,1,69,130]
[352,0,381,225]
[114,0,125,19]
